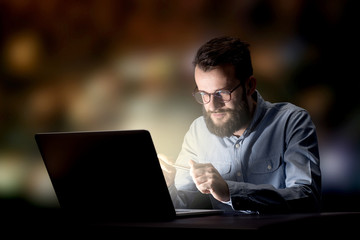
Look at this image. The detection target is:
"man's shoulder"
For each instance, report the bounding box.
[189,116,207,131]
[263,101,313,127]
[187,116,218,139]
[267,101,308,116]
[192,115,205,124]
[182,116,218,149]
[256,91,308,120]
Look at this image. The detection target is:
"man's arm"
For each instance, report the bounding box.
[171,111,321,213]
[228,111,321,213]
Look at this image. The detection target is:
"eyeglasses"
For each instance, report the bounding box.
[192,82,242,104]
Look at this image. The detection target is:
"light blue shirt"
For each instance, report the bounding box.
[169,91,321,213]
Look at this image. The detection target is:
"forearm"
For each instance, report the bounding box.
[227,181,321,213]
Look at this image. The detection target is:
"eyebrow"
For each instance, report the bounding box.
[197,85,233,93]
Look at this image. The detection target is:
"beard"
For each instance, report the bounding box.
[203,98,251,138]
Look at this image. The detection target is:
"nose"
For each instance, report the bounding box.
[207,95,225,112]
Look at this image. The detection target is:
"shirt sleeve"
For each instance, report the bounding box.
[171,109,321,213]
[228,110,321,213]
[169,118,216,209]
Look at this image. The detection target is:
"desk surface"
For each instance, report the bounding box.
[95,211,360,235]
[4,209,360,237]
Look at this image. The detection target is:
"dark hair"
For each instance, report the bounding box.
[193,36,253,82]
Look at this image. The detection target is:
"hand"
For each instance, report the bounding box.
[158,154,176,187]
[189,159,230,202]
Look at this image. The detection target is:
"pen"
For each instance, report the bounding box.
[171,163,190,171]
[158,153,190,171]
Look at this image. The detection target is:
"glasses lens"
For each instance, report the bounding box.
[193,91,232,104]
[193,92,208,104]
[218,91,231,102]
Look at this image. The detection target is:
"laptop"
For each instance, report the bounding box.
[35,130,223,222]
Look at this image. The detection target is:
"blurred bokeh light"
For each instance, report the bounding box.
[0,0,359,211]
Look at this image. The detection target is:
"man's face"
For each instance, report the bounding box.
[194,65,251,137]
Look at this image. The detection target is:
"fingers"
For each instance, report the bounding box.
[194,177,213,194]
[189,160,215,177]
[192,171,218,194]
[189,160,218,194]
[158,154,176,187]
[160,162,173,173]
[158,153,172,165]
[158,154,175,173]
[189,159,196,168]
[181,159,231,202]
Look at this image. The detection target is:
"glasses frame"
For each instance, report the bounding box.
[192,82,242,104]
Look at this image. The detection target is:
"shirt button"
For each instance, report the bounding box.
[235,143,240,148]
[267,165,272,170]
[237,172,242,177]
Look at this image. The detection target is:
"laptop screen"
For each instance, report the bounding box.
[35,130,176,221]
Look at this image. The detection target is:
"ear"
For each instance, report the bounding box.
[246,76,256,96]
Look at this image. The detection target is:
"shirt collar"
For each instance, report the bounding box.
[242,90,267,138]
[246,90,266,133]
[225,90,267,141]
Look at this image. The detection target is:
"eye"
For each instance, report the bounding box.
[214,91,223,97]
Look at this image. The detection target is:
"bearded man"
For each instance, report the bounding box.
[160,36,321,213]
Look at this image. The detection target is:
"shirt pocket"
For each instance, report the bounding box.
[212,160,231,175]
[248,154,282,174]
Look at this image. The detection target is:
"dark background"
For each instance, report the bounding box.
[0,0,359,211]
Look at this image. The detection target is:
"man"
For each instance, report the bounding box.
[160,36,321,213]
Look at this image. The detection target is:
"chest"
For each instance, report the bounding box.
[197,128,286,186]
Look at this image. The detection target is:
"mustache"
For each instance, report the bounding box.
[206,109,234,114]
